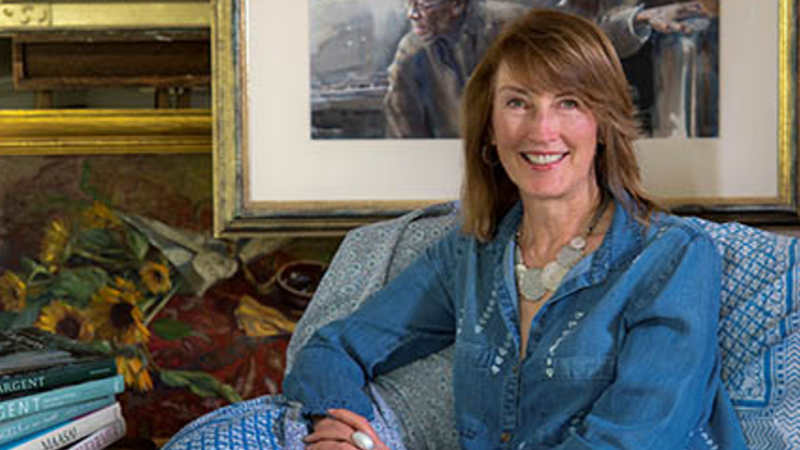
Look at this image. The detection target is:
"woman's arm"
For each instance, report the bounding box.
[282,230,461,421]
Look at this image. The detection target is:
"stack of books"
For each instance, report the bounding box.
[0,328,126,450]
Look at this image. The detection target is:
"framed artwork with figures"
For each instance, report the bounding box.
[215,0,799,237]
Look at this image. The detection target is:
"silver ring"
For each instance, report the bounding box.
[351,431,375,450]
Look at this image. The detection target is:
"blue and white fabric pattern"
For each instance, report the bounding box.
[164,204,800,450]
[690,219,800,449]
[163,386,407,450]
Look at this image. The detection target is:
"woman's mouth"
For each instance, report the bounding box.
[522,152,567,166]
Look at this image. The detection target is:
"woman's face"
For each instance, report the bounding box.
[491,63,599,205]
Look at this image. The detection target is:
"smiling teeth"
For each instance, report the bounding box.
[524,153,563,165]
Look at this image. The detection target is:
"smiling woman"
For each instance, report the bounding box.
[283,10,747,449]
[167,7,749,450]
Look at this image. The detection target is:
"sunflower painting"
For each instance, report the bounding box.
[34,300,95,342]
[88,278,151,346]
[0,271,26,313]
[0,155,342,444]
[140,262,171,295]
[40,218,70,272]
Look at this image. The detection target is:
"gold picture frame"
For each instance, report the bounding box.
[0,110,211,155]
[214,0,799,238]
[0,1,210,31]
[0,0,213,156]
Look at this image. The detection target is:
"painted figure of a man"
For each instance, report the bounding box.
[383,0,708,139]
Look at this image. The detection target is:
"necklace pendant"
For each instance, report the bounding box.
[556,246,582,266]
[518,267,547,301]
[569,236,587,250]
[542,261,568,291]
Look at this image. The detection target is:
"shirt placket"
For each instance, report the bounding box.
[494,226,604,447]
[493,242,523,446]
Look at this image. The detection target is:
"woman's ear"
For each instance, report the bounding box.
[598,126,608,146]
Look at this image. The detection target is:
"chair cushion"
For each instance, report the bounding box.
[690,218,800,449]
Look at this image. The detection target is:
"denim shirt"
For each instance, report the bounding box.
[284,201,748,450]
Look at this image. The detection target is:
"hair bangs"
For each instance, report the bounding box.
[499,32,595,98]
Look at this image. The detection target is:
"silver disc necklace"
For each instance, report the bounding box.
[514,196,609,302]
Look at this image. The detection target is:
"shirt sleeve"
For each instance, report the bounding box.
[282,230,460,420]
[550,227,722,450]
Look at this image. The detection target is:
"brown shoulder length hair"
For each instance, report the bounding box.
[460,8,658,242]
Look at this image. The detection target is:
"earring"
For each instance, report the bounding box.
[481,144,499,167]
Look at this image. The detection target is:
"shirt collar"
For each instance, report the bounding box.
[586,199,646,283]
[495,198,647,288]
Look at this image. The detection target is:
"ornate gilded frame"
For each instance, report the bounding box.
[0,1,209,30]
[0,0,212,156]
[0,110,211,155]
[214,0,800,238]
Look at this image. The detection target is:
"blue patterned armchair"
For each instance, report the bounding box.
[166,202,800,450]
[287,202,800,450]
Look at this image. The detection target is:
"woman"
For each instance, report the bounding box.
[286,9,747,450]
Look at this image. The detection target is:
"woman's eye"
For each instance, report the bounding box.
[559,98,580,109]
[506,98,527,109]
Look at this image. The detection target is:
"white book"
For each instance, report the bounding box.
[0,403,123,450]
[63,420,126,450]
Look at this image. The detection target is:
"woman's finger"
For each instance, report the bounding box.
[326,409,386,450]
[326,409,371,430]
[305,417,354,444]
[305,441,358,450]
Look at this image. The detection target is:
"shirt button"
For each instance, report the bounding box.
[501,432,512,442]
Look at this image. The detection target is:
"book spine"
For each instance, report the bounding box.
[0,402,122,450]
[0,376,124,422]
[0,359,117,397]
[63,420,126,450]
[0,397,115,445]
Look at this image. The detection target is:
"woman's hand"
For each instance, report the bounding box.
[635,2,709,34]
[305,409,388,450]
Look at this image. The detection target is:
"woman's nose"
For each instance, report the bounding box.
[527,108,560,141]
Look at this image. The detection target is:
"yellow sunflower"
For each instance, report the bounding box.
[88,278,150,345]
[35,300,95,342]
[140,262,171,294]
[0,271,26,313]
[40,218,69,272]
[116,355,153,392]
[82,201,122,230]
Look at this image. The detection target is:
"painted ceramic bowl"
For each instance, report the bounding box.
[276,260,327,309]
